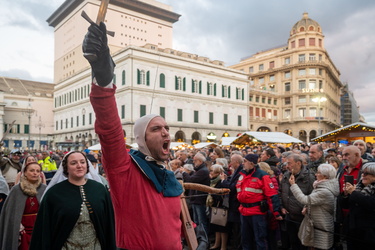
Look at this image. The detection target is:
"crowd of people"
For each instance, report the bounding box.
[0,139,374,249]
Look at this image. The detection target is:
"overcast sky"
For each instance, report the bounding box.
[1,0,374,124]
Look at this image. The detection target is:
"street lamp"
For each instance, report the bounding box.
[312,96,327,136]
[22,98,35,149]
[35,116,45,150]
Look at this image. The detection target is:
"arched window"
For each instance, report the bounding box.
[159,73,165,88]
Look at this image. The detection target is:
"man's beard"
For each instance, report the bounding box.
[342,159,349,166]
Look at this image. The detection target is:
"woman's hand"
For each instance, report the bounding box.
[344,182,356,195]
[289,174,295,185]
[301,206,307,215]
[40,172,47,185]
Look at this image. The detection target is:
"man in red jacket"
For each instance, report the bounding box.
[236,154,282,250]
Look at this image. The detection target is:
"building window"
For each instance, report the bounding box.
[76,116,79,127]
[160,107,165,118]
[309,53,316,61]
[269,61,275,69]
[259,77,264,84]
[319,80,323,89]
[284,71,291,78]
[194,111,199,123]
[274,100,277,105]
[82,115,85,126]
[298,38,305,47]
[309,108,317,117]
[24,124,29,134]
[284,109,291,119]
[259,64,264,71]
[299,108,306,118]
[298,80,306,89]
[61,120,63,130]
[177,109,183,122]
[319,69,323,75]
[309,79,316,89]
[284,57,290,65]
[175,76,186,91]
[255,96,259,102]
[55,121,58,130]
[209,112,214,124]
[122,70,126,85]
[71,117,73,128]
[249,66,254,73]
[224,114,228,125]
[269,75,275,82]
[298,69,306,76]
[192,80,201,94]
[121,105,125,119]
[291,40,295,48]
[299,96,306,103]
[237,115,242,126]
[298,54,305,62]
[285,82,291,91]
[159,73,165,88]
[262,97,265,103]
[285,97,291,105]
[113,74,116,85]
[140,105,146,117]
[309,38,315,46]
[309,68,316,75]
[89,113,92,125]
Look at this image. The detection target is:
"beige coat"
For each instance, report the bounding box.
[290,178,340,249]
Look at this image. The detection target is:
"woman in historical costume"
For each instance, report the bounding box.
[29,151,115,250]
[0,161,46,250]
[289,164,340,249]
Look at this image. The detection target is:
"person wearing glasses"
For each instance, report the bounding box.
[343,162,375,250]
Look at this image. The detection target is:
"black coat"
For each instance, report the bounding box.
[221,165,243,223]
[182,163,210,205]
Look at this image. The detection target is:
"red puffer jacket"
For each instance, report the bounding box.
[236,166,281,218]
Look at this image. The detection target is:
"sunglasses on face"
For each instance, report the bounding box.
[362,172,374,176]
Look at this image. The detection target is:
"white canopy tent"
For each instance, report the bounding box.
[193,142,217,149]
[220,137,238,146]
[233,132,302,145]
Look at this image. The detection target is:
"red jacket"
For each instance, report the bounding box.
[236,166,280,217]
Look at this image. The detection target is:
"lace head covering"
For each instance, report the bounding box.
[43,151,103,198]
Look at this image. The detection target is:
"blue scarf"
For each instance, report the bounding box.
[130,150,183,197]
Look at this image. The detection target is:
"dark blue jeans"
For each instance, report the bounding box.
[192,204,208,234]
[241,214,268,250]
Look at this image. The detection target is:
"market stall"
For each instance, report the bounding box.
[233,131,302,146]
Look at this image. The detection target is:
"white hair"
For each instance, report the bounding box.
[211,164,224,174]
[318,164,337,179]
[216,158,228,169]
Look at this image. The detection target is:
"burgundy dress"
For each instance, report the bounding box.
[19,196,39,250]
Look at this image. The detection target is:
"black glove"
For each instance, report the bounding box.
[82,22,115,87]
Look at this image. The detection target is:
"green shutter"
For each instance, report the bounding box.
[137,69,141,84]
[160,74,165,88]
[178,109,183,121]
[192,79,195,93]
[228,86,231,98]
[207,82,209,95]
[160,107,165,118]
[214,83,217,96]
[183,77,186,91]
[222,85,224,97]
[122,70,126,85]
[242,89,244,100]
[113,74,116,85]
[199,81,202,94]
[146,71,150,86]
[236,88,239,99]
[175,76,178,90]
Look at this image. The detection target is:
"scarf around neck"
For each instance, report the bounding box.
[356,180,375,196]
[130,150,183,197]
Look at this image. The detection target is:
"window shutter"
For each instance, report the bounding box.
[222,85,224,97]
[236,88,238,99]
[122,70,126,85]
[228,86,231,98]
[214,83,217,96]
[242,89,244,100]
[146,71,150,86]
[183,77,186,91]
[199,81,202,94]
[175,76,178,90]
[137,69,141,84]
[192,79,195,93]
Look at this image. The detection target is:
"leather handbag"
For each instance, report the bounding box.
[298,196,314,247]
[210,195,229,227]
[210,207,228,226]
